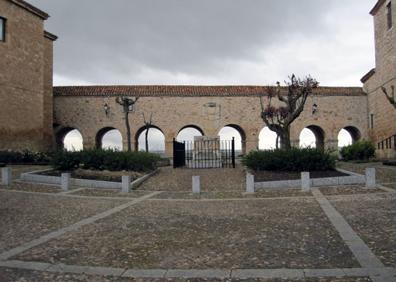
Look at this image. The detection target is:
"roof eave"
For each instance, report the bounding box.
[44,31,58,41]
[8,0,49,20]
[361,68,376,83]
[370,0,386,16]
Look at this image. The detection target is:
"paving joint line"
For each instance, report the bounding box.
[311,188,393,281]
[1,260,395,279]
[0,191,161,261]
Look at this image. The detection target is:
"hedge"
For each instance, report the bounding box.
[50,149,161,172]
[242,148,336,172]
[0,150,51,165]
[340,141,375,161]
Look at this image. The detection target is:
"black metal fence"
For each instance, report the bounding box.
[378,134,396,150]
[173,138,235,169]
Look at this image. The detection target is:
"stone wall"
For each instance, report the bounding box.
[53,90,368,157]
[363,0,396,158]
[0,0,54,151]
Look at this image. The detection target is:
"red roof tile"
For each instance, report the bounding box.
[53,85,366,97]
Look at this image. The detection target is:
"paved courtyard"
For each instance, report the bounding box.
[0,165,395,281]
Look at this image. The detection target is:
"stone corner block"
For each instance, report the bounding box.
[61,173,71,191]
[365,167,376,188]
[246,172,255,193]
[122,175,131,193]
[301,171,310,192]
[1,167,12,186]
[192,175,200,194]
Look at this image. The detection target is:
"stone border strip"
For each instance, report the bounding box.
[0,260,395,280]
[311,188,391,282]
[0,191,161,261]
[254,169,365,190]
[20,169,159,190]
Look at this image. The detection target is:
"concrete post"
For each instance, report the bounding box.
[122,175,131,193]
[1,167,12,186]
[192,176,200,194]
[365,168,376,189]
[246,173,255,193]
[301,172,311,192]
[61,173,71,192]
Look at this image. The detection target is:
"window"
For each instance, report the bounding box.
[370,114,375,129]
[387,2,393,30]
[0,17,5,42]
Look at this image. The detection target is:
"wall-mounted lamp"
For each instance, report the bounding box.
[104,103,110,117]
[312,103,318,115]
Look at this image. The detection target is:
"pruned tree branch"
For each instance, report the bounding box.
[381,85,396,109]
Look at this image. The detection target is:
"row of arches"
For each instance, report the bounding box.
[58,124,361,153]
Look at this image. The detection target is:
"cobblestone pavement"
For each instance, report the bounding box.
[337,162,396,183]
[330,193,396,267]
[138,166,246,191]
[14,198,359,269]
[0,191,127,253]
[1,165,396,281]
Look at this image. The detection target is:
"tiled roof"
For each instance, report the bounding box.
[53,85,366,97]
[44,31,58,41]
[8,0,49,20]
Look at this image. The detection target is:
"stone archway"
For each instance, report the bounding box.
[96,127,123,150]
[300,125,325,151]
[177,125,205,142]
[218,124,246,155]
[56,127,83,151]
[135,125,165,153]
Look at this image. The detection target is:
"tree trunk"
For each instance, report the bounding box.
[145,127,149,152]
[279,127,291,150]
[125,111,131,152]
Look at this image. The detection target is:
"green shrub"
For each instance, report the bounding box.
[340,141,375,161]
[50,149,161,172]
[242,148,335,172]
[0,150,51,164]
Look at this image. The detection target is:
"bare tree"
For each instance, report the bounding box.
[260,74,319,150]
[142,112,153,152]
[381,85,396,109]
[115,96,139,151]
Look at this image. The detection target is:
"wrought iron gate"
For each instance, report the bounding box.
[173,139,186,168]
[173,138,235,169]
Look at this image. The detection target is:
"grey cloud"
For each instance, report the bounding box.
[29,0,334,84]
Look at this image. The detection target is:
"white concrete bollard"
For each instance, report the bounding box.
[365,168,376,189]
[61,173,71,191]
[192,176,200,194]
[301,172,311,192]
[122,175,131,193]
[246,173,255,193]
[1,167,12,186]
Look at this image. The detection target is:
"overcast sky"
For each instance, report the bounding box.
[30,0,377,87]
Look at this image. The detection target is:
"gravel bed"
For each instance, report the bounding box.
[330,193,396,267]
[15,198,359,269]
[0,267,372,282]
[138,166,245,192]
[253,170,347,182]
[0,182,61,193]
[9,165,50,180]
[0,192,127,253]
[319,185,384,196]
[337,162,396,183]
[69,188,153,198]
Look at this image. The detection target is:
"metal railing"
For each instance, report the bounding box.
[377,134,396,151]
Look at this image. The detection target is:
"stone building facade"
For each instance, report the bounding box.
[0,0,395,159]
[0,0,56,151]
[53,86,368,157]
[362,0,396,159]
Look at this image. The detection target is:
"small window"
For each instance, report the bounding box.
[387,2,393,30]
[0,17,5,42]
[370,114,375,129]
